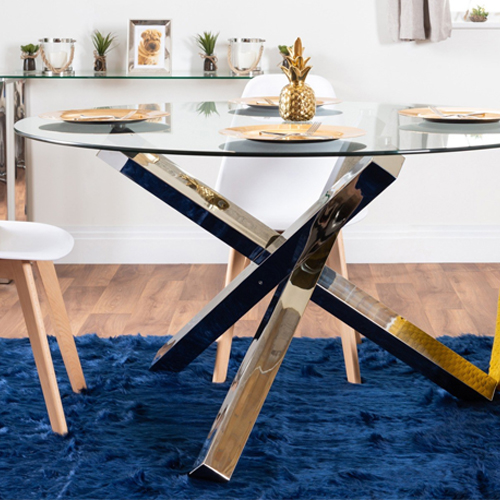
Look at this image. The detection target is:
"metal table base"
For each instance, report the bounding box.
[98,150,498,482]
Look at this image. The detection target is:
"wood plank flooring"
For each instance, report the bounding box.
[0,263,498,339]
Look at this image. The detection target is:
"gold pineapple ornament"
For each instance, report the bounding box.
[279,38,315,122]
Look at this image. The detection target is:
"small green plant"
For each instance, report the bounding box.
[92,31,117,56]
[471,5,488,19]
[278,45,290,56]
[196,101,219,117]
[196,32,219,56]
[20,44,39,55]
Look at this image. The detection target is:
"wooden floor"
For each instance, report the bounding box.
[0,263,499,339]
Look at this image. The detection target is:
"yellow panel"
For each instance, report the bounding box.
[488,290,500,383]
[390,317,497,400]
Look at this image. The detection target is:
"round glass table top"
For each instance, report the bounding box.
[14,101,500,157]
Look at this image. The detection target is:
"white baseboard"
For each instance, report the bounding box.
[60,226,229,264]
[58,225,500,264]
[343,225,500,263]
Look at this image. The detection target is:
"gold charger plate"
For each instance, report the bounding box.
[220,124,365,142]
[230,96,341,109]
[40,108,170,124]
[399,107,500,124]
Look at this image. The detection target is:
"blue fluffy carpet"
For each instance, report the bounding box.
[1,334,500,499]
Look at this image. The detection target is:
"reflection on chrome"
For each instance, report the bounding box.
[178,173,229,210]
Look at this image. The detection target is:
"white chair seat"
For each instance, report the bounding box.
[0,220,84,435]
[0,221,74,261]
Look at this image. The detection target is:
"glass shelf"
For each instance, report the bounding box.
[0,70,252,80]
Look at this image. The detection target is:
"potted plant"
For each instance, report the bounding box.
[470,5,488,22]
[196,31,219,74]
[278,45,290,68]
[91,30,116,73]
[20,43,39,72]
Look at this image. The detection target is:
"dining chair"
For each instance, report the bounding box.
[0,220,86,435]
[213,74,362,384]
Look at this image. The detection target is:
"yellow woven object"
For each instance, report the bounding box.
[488,290,500,382]
[390,316,497,400]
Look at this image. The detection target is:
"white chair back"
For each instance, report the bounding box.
[241,74,335,99]
[216,74,340,230]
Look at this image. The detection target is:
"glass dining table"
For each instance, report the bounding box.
[14,100,500,482]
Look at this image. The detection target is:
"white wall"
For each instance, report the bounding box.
[3,0,500,263]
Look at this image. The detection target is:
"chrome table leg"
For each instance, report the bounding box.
[0,79,26,284]
[13,80,27,221]
[0,81,9,284]
[312,266,497,401]
[190,157,367,482]
[0,78,27,223]
[0,81,6,186]
[5,80,17,221]
[14,80,26,170]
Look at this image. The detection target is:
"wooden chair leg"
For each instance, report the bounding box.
[36,261,86,393]
[331,232,361,338]
[11,260,68,435]
[213,249,249,383]
[328,231,362,384]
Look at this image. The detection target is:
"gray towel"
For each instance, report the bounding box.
[389,0,452,42]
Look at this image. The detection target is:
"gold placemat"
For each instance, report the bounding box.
[399,107,500,124]
[40,108,170,124]
[220,124,365,142]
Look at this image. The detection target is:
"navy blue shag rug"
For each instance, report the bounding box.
[1,334,500,500]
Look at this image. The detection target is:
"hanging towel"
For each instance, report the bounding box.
[426,0,453,41]
[388,0,452,42]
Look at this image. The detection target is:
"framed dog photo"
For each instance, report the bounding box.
[127,19,172,75]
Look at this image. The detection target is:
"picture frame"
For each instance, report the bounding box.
[127,19,172,75]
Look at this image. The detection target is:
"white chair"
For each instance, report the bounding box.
[213,74,362,384]
[0,221,86,434]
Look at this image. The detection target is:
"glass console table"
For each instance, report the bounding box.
[0,70,251,222]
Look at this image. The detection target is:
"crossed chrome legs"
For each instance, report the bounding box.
[97,150,406,479]
[97,150,500,482]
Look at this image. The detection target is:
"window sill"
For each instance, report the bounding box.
[453,21,500,29]
[451,11,500,29]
